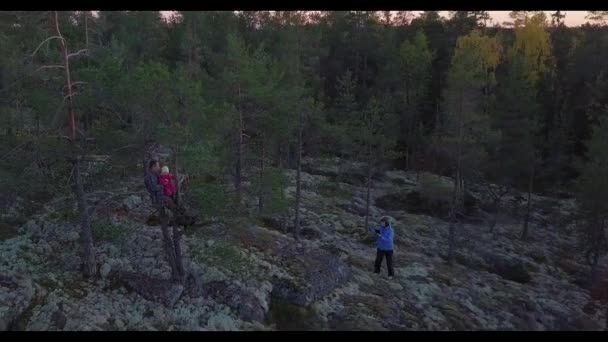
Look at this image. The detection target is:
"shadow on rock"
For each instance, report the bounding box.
[117,272,184,307]
[271,246,351,307]
[201,281,270,324]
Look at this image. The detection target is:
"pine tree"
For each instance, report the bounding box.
[576,116,608,266]
[221,31,255,205]
[493,56,541,239]
[442,29,500,262]
[349,97,399,234]
[508,14,554,238]
[399,30,433,169]
[31,11,97,278]
[325,69,359,185]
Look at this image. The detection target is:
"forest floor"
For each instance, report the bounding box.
[0,156,607,331]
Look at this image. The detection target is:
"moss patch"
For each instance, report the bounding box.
[417,172,454,202]
[233,226,280,255]
[191,241,257,277]
[91,221,125,242]
[50,209,79,223]
[317,180,353,201]
[38,277,60,291]
[59,279,90,299]
[37,277,89,300]
[359,231,376,246]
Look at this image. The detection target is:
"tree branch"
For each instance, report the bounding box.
[31,36,64,58]
[64,92,79,100]
[54,11,63,39]
[62,81,88,93]
[0,141,31,161]
[71,81,88,87]
[67,49,89,60]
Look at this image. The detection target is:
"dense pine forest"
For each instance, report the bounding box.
[1,11,608,331]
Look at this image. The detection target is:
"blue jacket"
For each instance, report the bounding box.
[376,224,394,251]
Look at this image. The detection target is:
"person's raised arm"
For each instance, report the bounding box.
[378,226,393,242]
[386,227,394,241]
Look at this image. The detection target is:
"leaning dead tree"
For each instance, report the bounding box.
[293,106,307,240]
[32,11,96,278]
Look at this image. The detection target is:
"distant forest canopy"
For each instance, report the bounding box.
[0,10,608,193]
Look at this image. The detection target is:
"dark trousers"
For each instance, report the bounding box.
[374,249,394,276]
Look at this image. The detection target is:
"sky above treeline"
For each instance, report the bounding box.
[482,11,588,26]
[157,10,591,27]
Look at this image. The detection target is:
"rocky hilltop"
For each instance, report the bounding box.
[1,157,606,331]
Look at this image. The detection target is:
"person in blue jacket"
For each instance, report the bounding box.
[374,217,395,279]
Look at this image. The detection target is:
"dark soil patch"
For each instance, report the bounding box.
[375,190,479,221]
[259,216,287,233]
[300,227,321,240]
[146,215,161,226]
[486,257,532,284]
[0,222,18,241]
[266,297,323,331]
[375,191,449,217]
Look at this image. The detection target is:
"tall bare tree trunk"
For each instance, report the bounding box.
[235,86,243,203]
[55,11,96,278]
[6,105,14,143]
[436,76,442,130]
[258,140,265,215]
[336,151,343,185]
[279,172,288,234]
[84,11,89,50]
[294,114,304,240]
[278,144,283,169]
[174,146,181,205]
[72,156,96,277]
[364,145,373,234]
[489,199,499,234]
[448,90,464,265]
[521,163,535,240]
[17,100,22,133]
[159,206,178,280]
[171,222,184,282]
[172,147,185,283]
